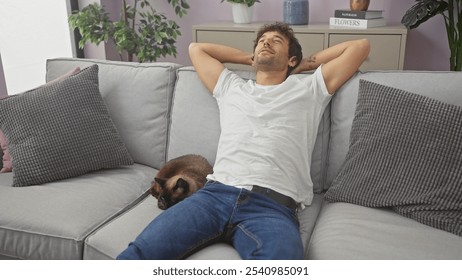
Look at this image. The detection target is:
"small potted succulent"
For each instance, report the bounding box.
[221,0,261,24]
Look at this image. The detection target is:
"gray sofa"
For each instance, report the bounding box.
[0,58,461,260]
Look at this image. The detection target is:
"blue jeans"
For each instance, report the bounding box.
[116,181,303,260]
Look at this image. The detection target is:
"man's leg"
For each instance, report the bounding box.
[230,192,304,260]
[117,182,236,259]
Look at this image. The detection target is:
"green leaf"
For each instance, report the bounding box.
[69,0,188,62]
[402,0,462,70]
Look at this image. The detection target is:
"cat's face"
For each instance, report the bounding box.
[150,175,191,210]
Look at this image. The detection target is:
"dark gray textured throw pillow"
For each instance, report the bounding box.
[0,64,133,187]
[325,79,462,236]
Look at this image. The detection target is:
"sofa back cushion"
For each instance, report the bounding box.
[167,67,222,164]
[326,71,462,190]
[168,67,331,194]
[46,58,180,169]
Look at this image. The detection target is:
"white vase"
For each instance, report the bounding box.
[232,3,253,24]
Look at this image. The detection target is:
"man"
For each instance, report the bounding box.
[117,22,369,260]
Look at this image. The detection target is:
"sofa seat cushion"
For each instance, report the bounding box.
[84,193,325,260]
[298,194,324,257]
[84,195,242,260]
[84,195,163,260]
[307,202,462,259]
[0,163,154,259]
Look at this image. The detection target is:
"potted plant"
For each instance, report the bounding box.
[401,0,462,71]
[220,0,261,24]
[69,0,189,62]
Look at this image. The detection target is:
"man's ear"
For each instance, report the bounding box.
[288,56,298,68]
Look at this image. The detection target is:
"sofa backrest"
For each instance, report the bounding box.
[325,70,462,191]
[166,67,222,164]
[168,67,332,194]
[46,58,180,170]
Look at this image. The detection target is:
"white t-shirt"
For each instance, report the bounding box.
[207,66,331,206]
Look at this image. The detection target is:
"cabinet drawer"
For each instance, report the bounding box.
[196,30,256,52]
[329,34,403,71]
[195,30,256,70]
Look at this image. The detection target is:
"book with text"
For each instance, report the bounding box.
[334,9,383,19]
[329,17,386,28]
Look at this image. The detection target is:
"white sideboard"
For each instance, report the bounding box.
[193,22,408,71]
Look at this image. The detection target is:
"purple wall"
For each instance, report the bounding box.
[104,0,451,71]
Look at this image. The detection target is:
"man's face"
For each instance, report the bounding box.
[253,31,295,72]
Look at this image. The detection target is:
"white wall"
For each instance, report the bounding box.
[0,0,75,95]
[0,54,7,97]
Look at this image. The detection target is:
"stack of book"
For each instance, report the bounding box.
[329,9,385,28]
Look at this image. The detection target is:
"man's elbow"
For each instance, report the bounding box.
[189,42,205,64]
[357,39,371,59]
[188,42,199,56]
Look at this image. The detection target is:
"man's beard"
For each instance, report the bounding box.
[254,55,285,71]
[255,56,275,67]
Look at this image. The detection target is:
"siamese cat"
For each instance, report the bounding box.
[150,154,213,210]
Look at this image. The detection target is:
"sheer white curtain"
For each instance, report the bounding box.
[0,0,75,95]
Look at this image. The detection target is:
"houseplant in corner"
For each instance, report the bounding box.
[221,0,261,24]
[402,0,462,71]
[69,0,189,62]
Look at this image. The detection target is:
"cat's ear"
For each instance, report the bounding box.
[174,178,189,193]
[155,177,167,188]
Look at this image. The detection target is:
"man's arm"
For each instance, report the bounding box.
[293,39,370,95]
[188,43,253,93]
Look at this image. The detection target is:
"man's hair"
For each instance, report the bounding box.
[253,22,303,75]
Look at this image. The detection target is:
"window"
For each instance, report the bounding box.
[0,0,76,95]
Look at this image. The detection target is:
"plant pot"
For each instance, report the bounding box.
[283,0,309,25]
[350,0,370,11]
[232,3,253,24]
